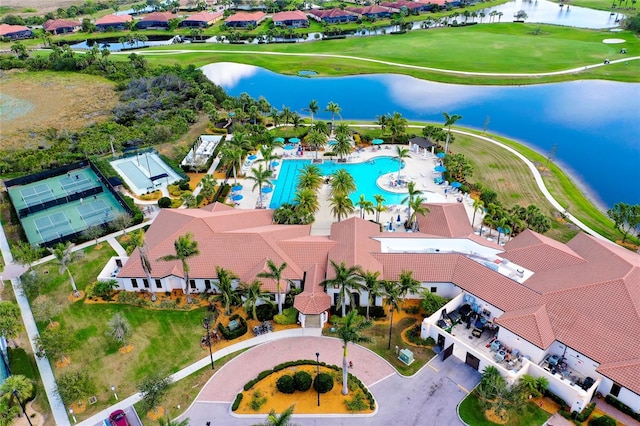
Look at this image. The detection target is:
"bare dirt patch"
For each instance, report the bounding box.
[1,0,87,16]
[0,70,119,150]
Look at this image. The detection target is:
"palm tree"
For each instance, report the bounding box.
[401,181,423,227]
[293,188,320,218]
[322,260,365,317]
[334,122,351,138]
[199,174,217,204]
[397,270,420,301]
[330,169,356,197]
[269,108,281,128]
[394,145,410,175]
[496,217,511,245]
[329,193,355,222]
[332,132,352,161]
[360,270,383,320]
[247,163,273,209]
[280,106,294,136]
[325,101,341,133]
[296,164,323,192]
[257,259,289,315]
[472,199,484,228]
[256,405,298,426]
[0,374,33,404]
[241,280,274,320]
[442,112,462,154]
[373,194,386,223]
[387,112,407,144]
[158,417,191,426]
[305,99,319,124]
[157,232,200,304]
[336,310,372,395]
[376,114,389,133]
[313,121,329,136]
[408,196,428,231]
[355,195,374,219]
[383,280,402,349]
[49,242,83,297]
[130,229,157,301]
[258,144,278,171]
[221,144,244,185]
[211,267,239,315]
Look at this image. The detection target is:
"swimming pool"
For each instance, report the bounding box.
[269,157,407,209]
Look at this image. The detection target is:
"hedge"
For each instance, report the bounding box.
[7,347,37,380]
[604,395,640,422]
[256,303,275,321]
[217,314,247,340]
[357,306,386,319]
[273,307,298,325]
[572,402,596,422]
[231,393,243,411]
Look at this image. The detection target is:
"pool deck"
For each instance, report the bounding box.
[228,144,481,236]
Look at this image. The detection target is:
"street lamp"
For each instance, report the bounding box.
[204,316,215,370]
[315,352,320,407]
[111,385,118,401]
[13,390,33,426]
[69,407,76,424]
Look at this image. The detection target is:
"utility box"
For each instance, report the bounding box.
[399,349,414,365]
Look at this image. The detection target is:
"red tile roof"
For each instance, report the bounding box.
[502,229,586,272]
[43,19,80,32]
[272,10,308,22]
[139,12,174,22]
[0,24,31,36]
[496,305,556,349]
[417,203,473,237]
[597,358,640,396]
[294,263,331,314]
[328,218,382,276]
[309,8,358,19]
[225,11,266,23]
[345,5,392,14]
[95,14,133,25]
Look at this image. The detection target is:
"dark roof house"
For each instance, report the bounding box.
[0,23,33,40]
[272,10,309,28]
[136,12,175,29]
[308,8,358,24]
[95,14,133,31]
[345,5,393,19]
[179,11,224,27]
[43,19,80,34]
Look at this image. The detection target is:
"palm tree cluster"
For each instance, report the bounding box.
[480,202,552,243]
[273,164,323,224]
[329,169,356,222]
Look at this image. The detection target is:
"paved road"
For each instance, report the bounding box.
[179,339,481,426]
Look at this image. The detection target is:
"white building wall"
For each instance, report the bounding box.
[598,376,640,412]
[495,328,545,364]
[527,363,595,412]
[546,341,600,379]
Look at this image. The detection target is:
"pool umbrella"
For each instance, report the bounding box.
[231,185,243,192]
[271,161,280,167]
[451,181,462,188]
[231,194,243,201]
[497,226,510,235]
[289,137,301,143]
[284,145,295,150]
[434,165,447,173]
[248,154,257,161]
[327,139,338,146]
[262,186,273,193]
[273,137,285,143]
[436,152,446,158]
[397,214,402,223]
[388,222,394,231]
[372,139,384,145]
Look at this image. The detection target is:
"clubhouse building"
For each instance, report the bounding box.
[103,202,640,415]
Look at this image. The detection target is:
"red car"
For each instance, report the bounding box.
[109,410,130,426]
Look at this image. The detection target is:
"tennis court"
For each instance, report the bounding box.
[59,172,97,194]
[33,211,74,243]
[77,199,116,226]
[20,183,56,207]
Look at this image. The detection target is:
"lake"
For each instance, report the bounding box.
[202,62,640,209]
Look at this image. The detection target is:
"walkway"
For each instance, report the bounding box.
[180,343,481,425]
[128,49,640,78]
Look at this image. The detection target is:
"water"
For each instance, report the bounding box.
[481,0,622,28]
[270,157,407,208]
[67,37,178,52]
[202,63,640,208]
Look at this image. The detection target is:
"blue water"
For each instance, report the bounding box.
[202,63,640,208]
[270,157,408,208]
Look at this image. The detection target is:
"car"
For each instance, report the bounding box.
[109,410,130,426]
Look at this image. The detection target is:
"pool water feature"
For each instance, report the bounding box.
[110,152,182,195]
[269,157,408,209]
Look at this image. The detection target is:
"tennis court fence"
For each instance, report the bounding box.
[18,186,103,218]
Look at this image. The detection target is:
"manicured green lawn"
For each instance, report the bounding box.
[128,23,640,84]
[459,392,551,425]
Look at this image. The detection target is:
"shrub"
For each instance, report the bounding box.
[294,371,312,391]
[158,197,172,208]
[589,415,617,426]
[276,374,296,394]
[405,325,434,346]
[244,378,259,391]
[572,402,596,422]
[404,306,421,315]
[345,392,368,411]
[7,348,36,381]
[217,314,248,340]
[604,395,640,421]
[273,307,298,325]
[257,369,272,381]
[256,303,275,321]
[313,373,334,394]
[231,393,243,411]
[249,390,267,411]
[356,305,386,319]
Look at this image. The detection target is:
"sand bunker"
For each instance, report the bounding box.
[602,38,626,44]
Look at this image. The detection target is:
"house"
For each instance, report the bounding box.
[43,19,80,35]
[135,12,175,29]
[380,0,431,13]
[179,11,224,28]
[95,14,133,31]
[0,24,33,40]
[224,11,267,28]
[417,0,460,8]
[272,10,309,28]
[307,8,358,24]
[344,5,394,20]
[107,202,640,414]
